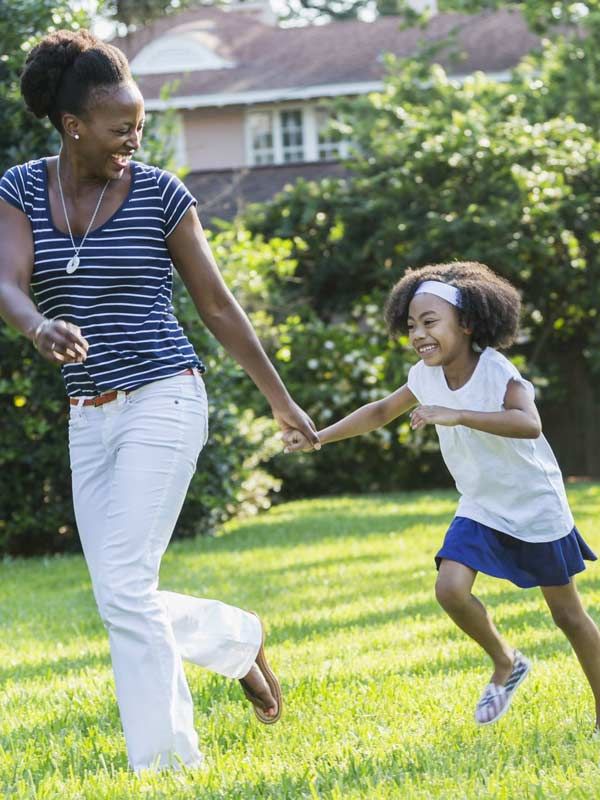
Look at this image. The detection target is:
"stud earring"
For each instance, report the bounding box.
[73,133,80,140]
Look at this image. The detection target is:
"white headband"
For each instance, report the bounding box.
[413,280,462,308]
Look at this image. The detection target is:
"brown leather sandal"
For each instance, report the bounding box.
[239,611,282,725]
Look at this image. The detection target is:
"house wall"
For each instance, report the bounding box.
[182,108,246,171]
[179,100,348,170]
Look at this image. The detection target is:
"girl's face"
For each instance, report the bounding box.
[63,81,145,180]
[407,293,472,366]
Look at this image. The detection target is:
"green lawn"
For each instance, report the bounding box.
[1,484,600,799]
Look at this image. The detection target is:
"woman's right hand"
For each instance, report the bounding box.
[34,319,89,364]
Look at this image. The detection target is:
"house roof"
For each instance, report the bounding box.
[116,7,540,109]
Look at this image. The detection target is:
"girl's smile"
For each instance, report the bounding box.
[416,343,440,358]
[408,293,478,388]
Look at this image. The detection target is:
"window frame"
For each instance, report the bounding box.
[246,103,350,167]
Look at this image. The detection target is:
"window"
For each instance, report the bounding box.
[249,112,275,165]
[316,109,345,161]
[280,110,304,163]
[247,106,349,166]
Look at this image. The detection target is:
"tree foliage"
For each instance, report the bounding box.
[244,18,600,463]
[255,76,598,353]
[0,0,90,173]
[99,0,216,32]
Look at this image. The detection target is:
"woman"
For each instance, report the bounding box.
[0,29,319,773]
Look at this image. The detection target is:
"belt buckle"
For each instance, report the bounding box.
[93,392,113,407]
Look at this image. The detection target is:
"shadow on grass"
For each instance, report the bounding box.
[0,649,110,686]
[199,508,453,554]
[0,706,129,778]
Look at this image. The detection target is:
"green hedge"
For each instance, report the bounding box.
[0,230,287,556]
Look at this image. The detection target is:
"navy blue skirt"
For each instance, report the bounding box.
[435,516,597,588]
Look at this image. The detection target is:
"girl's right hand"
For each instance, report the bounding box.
[283,430,316,453]
[34,319,89,364]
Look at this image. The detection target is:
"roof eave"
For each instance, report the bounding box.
[142,81,385,110]
[142,70,512,110]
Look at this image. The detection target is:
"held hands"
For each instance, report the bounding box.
[410,405,462,430]
[271,400,321,452]
[282,429,314,453]
[33,318,89,365]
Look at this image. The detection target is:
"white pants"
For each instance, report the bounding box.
[68,372,262,772]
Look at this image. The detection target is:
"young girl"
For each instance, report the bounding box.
[285,261,600,728]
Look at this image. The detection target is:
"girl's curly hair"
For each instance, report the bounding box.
[384,262,521,350]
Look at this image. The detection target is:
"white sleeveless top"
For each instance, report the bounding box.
[407,348,574,542]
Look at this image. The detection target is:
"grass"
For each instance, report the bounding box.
[1,483,600,799]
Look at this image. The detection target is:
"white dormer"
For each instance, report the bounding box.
[130,32,235,75]
[406,0,438,11]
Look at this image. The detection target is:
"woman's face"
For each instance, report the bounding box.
[64,81,146,180]
[407,293,472,366]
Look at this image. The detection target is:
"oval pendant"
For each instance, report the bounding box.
[66,255,80,274]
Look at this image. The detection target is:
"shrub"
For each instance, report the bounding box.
[0,230,291,555]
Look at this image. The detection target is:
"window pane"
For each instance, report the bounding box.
[281,110,302,130]
[281,109,304,162]
[249,112,274,163]
[283,150,304,163]
[316,109,347,161]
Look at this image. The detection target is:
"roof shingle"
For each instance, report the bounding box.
[115,7,540,103]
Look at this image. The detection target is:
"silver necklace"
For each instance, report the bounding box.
[56,151,111,274]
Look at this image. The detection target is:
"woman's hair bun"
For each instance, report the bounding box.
[21,30,98,119]
[20,29,130,131]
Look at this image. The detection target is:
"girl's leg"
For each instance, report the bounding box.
[436,559,515,684]
[540,580,600,728]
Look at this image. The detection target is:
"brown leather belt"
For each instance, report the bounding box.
[69,368,196,407]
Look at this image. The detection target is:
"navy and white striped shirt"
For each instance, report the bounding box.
[0,158,204,396]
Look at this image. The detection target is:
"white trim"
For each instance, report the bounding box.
[143,71,514,111]
[272,110,283,164]
[131,34,235,75]
[144,81,384,111]
[303,106,318,163]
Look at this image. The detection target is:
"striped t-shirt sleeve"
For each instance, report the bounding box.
[0,165,28,214]
[155,168,197,237]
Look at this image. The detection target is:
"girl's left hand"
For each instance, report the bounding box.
[410,405,462,430]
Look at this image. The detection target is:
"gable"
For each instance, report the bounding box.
[130,32,235,75]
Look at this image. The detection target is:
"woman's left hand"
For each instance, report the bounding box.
[273,401,321,450]
[410,405,462,430]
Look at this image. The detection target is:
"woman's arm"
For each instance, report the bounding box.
[409,379,542,439]
[166,206,319,447]
[285,384,418,451]
[0,200,88,363]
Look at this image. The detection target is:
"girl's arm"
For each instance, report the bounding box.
[285,384,418,451]
[410,379,542,439]
[166,206,320,447]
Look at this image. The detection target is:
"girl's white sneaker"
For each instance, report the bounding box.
[475,650,531,726]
